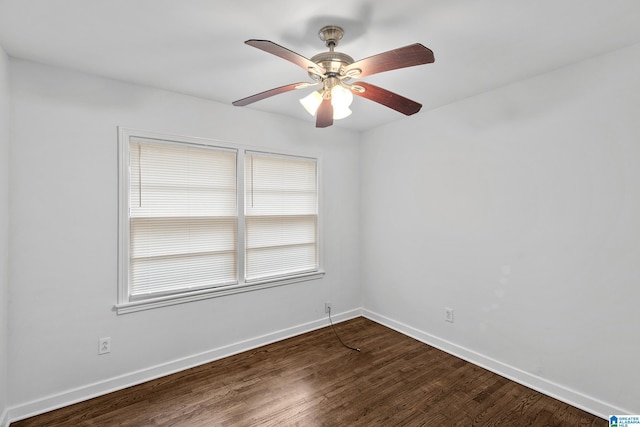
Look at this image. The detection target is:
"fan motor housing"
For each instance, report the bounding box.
[309,51,354,80]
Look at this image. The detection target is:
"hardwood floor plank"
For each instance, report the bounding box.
[11,317,606,427]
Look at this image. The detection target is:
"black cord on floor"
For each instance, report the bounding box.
[328,307,361,352]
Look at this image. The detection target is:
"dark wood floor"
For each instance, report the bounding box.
[12,317,606,426]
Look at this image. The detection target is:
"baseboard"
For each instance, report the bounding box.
[7,308,362,424]
[362,309,628,420]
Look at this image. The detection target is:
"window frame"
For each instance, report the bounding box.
[117,127,324,314]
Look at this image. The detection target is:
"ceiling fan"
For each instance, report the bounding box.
[232,25,435,128]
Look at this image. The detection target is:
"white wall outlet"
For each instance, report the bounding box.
[325,302,332,314]
[445,308,454,323]
[99,337,111,355]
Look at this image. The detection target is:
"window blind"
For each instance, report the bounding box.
[129,139,237,298]
[244,152,318,281]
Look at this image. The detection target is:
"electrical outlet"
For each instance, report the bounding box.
[325,302,332,314]
[99,337,111,355]
[445,308,454,323]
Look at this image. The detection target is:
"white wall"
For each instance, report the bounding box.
[361,42,640,416]
[7,59,361,419]
[0,45,10,427]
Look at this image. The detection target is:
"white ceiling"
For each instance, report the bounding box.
[1,0,640,132]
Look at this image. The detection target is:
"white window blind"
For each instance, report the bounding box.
[245,152,318,281]
[118,128,324,313]
[129,139,237,298]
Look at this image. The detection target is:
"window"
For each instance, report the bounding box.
[117,129,323,314]
[245,152,319,281]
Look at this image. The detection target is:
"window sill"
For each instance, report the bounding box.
[114,270,325,315]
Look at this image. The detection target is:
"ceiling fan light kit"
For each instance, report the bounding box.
[233,25,435,128]
[300,78,354,117]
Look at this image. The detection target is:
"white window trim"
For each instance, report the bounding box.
[116,127,324,315]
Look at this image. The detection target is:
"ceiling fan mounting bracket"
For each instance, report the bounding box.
[318,25,344,49]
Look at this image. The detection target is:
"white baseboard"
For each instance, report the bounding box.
[362,309,628,420]
[7,308,362,425]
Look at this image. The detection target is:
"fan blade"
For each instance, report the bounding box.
[352,82,422,116]
[345,43,434,78]
[232,82,309,107]
[245,40,325,76]
[316,98,334,128]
